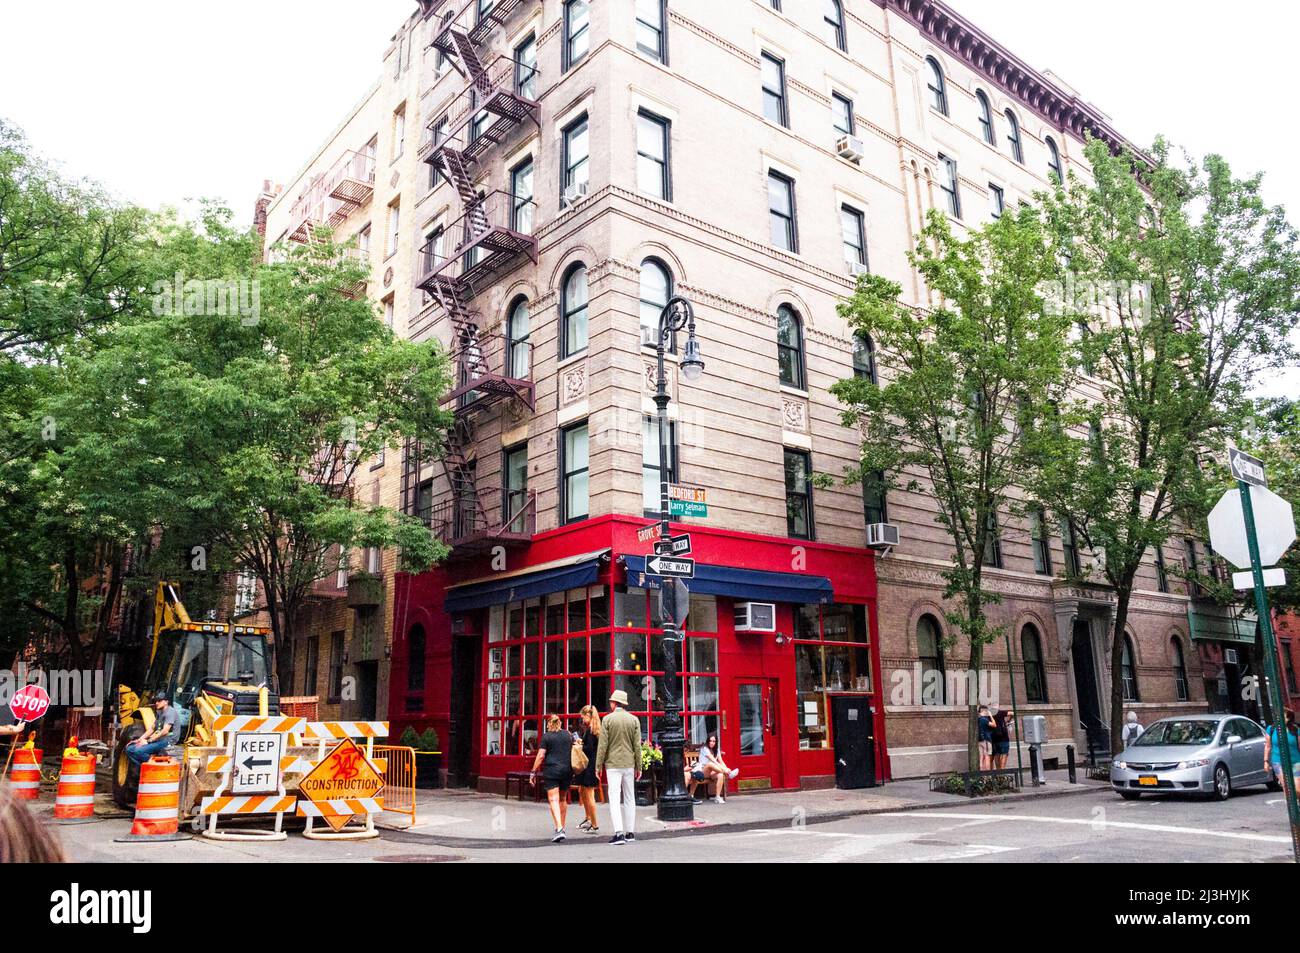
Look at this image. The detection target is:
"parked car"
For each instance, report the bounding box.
[1111,714,1278,801]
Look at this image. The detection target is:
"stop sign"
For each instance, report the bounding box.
[9,684,50,723]
[1208,485,1297,569]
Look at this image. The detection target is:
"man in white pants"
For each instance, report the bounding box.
[595,689,641,845]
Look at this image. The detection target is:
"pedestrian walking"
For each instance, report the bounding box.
[529,714,574,843]
[1120,711,1145,747]
[595,689,641,845]
[574,704,602,834]
[1264,711,1300,797]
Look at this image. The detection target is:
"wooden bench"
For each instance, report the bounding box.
[684,750,728,799]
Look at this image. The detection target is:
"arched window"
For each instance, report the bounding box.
[1046,136,1063,183]
[1172,637,1189,701]
[407,624,426,694]
[1021,624,1047,703]
[917,614,946,705]
[823,0,846,51]
[506,296,530,379]
[976,90,994,144]
[925,57,948,115]
[852,331,877,384]
[1121,635,1140,701]
[776,304,805,389]
[1005,109,1023,163]
[560,263,588,358]
[638,258,671,347]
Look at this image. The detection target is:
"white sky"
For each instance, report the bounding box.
[1,0,1295,394]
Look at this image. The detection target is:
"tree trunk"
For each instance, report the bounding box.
[1108,585,1134,755]
[968,636,986,773]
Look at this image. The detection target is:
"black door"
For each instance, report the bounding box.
[831,696,875,789]
[355,661,378,720]
[1071,620,1108,754]
[448,635,480,788]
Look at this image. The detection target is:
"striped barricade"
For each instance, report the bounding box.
[200,794,298,815]
[296,722,389,841]
[199,716,305,842]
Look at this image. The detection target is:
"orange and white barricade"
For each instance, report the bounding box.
[6,746,42,801]
[52,751,97,823]
[198,715,305,842]
[297,721,388,840]
[114,756,188,842]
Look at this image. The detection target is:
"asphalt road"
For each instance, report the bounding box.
[60,785,1298,863]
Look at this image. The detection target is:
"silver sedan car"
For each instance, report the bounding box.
[1111,714,1276,801]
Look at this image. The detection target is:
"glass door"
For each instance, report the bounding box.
[735,679,776,783]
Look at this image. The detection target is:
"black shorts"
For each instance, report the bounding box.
[993,741,1010,756]
[691,770,706,782]
[541,775,571,792]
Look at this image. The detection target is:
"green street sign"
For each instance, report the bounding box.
[669,500,708,518]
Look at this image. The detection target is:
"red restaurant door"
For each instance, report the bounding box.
[734,678,778,787]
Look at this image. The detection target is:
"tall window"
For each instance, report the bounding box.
[917,615,946,705]
[563,0,590,70]
[841,204,867,269]
[1005,109,1023,163]
[561,422,589,523]
[1031,508,1052,574]
[925,57,948,115]
[392,106,406,160]
[428,118,447,189]
[561,263,588,357]
[635,0,667,62]
[515,34,538,99]
[1046,136,1063,183]
[1184,538,1202,597]
[983,511,1003,569]
[852,331,877,384]
[938,154,961,218]
[832,91,855,136]
[1022,625,1047,703]
[506,296,530,379]
[988,183,1005,219]
[1172,637,1189,701]
[504,444,529,531]
[976,90,994,144]
[1061,518,1081,575]
[823,0,846,51]
[1154,545,1169,592]
[386,200,400,256]
[511,157,534,233]
[776,304,805,389]
[642,417,677,515]
[636,110,670,200]
[328,631,345,703]
[862,470,887,525]
[1120,635,1140,701]
[562,114,590,195]
[767,170,797,251]
[639,258,671,346]
[784,448,814,540]
[407,624,426,694]
[305,636,320,694]
[761,52,788,126]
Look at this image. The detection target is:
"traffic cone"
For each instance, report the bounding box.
[7,746,42,801]
[52,750,97,824]
[113,756,188,842]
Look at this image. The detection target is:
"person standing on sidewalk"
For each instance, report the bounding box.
[530,714,574,843]
[574,705,602,834]
[595,689,640,845]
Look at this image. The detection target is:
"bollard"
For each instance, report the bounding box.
[7,747,42,801]
[53,751,97,823]
[1066,744,1077,784]
[114,756,189,843]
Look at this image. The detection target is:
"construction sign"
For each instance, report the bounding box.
[297,737,384,832]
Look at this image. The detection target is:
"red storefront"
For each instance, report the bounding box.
[390,514,886,791]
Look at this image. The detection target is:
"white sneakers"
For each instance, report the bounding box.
[728,768,740,780]
[711,795,725,804]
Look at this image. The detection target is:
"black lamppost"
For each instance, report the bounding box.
[653,295,703,822]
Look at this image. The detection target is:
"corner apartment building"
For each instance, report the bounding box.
[262,0,1253,788]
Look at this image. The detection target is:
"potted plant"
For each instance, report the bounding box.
[401,726,443,789]
[635,742,662,806]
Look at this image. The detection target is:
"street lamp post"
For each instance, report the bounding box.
[653,295,703,823]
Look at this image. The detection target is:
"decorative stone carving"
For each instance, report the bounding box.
[781,395,808,433]
[561,363,587,405]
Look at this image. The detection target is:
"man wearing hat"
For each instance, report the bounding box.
[595,689,642,845]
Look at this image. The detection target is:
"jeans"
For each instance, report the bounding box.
[605,767,636,834]
[126,737,171,764]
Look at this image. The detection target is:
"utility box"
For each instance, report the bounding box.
[1022,714,1048,744]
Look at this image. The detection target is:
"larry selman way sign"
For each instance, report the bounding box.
[1208,483,1297,570]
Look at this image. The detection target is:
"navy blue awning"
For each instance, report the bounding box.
[622,555,833,604]
[445,549,609,613]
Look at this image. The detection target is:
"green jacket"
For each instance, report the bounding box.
[596,707,641,772]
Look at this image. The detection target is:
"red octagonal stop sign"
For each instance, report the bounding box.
[9,684,50,723]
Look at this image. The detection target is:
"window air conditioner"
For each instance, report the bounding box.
[734,602,777,632]
[1224,648,1238,666]
[835,134,864,163]
[846,260,870,277]
[562,181,590,207]
[865,523,900,548]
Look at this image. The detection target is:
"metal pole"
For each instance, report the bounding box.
[1239,480,1300,863]
[1003,631,1024,781]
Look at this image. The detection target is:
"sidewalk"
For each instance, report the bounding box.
[378,769,1108,847]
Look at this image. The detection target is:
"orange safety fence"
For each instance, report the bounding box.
[279,696,320,721]
[372,744,416,827]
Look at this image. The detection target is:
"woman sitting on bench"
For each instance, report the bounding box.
[687,733,740,803]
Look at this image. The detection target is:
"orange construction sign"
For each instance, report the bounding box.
[297,738,384,832]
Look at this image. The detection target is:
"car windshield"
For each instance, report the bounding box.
[1134,720,1219,747]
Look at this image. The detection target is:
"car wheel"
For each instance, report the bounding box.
[1119,791,1141,801]
[1212,763,1231,801]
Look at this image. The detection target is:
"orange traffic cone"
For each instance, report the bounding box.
[113,756,188,842]
[7,746,42,801]
[52,750,97,823]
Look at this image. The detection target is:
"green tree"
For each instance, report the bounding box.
[831,206,1071,771]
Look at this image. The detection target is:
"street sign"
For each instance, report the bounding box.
[298,738,384,832]
[637,522,660,544]
[645,555,695,578]
[9,684,50,724]
[669,484,708,519]
[231,730,284,795]
[1208,484,1296,569]
[1229,447,1268,487]
[1233,568,1286,590]
[658,576,689,628]
[654,534,692,557]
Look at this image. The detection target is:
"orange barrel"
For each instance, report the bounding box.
[120,756,187,841]
[7,747,42,801]
[53,751,97,822]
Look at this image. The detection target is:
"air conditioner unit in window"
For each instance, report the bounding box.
[835,134,864,163]
[865,523,900,549]
[846,260,870,277]
[1224,648,1238,665]
[734,602,777,632]
[562,181,590,207]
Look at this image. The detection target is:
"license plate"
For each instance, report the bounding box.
[1138,775,1159,786]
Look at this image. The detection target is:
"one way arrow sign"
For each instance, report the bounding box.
[646,555,696,578]
[1229,447,1267,487]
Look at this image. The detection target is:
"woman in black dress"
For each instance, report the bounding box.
[575,704,601,834]
[529,714,574,842]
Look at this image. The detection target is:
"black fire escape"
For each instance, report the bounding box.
[402,0,539,555]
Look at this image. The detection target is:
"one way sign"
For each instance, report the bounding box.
[232,731,285,795]
[1229,447,1267,487]
[646,555,695,578]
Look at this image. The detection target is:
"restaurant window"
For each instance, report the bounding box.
[563,0,590,71]
[1121,635,1140,702]
[561,421,589,524]
[642,416,677,516]
[794,603,870,750]
[1021,624,1047,703]
[917,614,945,705]
[784,448,814,540]
[407,624,426,694]
[1172,637,1189,701]
[328,631,345,703]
